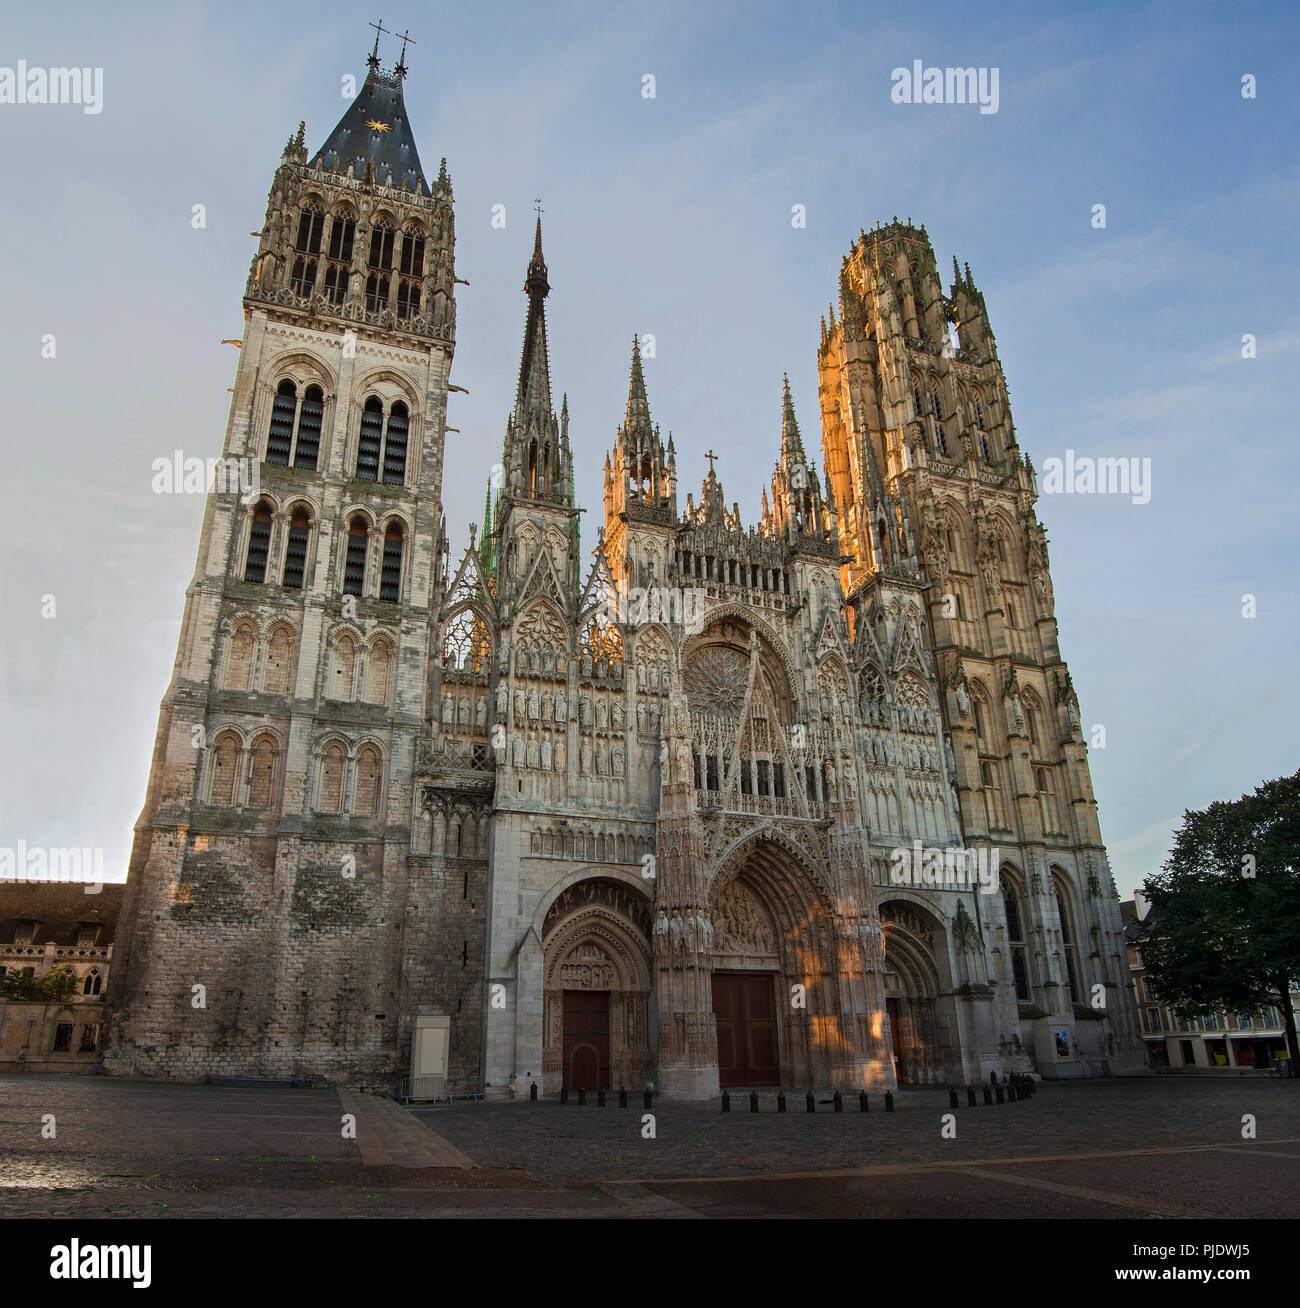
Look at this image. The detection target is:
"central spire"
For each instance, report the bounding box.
[515,214,552,416]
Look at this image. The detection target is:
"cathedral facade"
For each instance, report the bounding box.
[103,51,1147,1096]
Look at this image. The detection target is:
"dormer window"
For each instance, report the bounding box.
[14,921,36,946]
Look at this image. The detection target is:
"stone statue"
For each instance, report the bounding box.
[541,736,552,771]
[542,691,553,721]
[475,697,487,730]
[555,738,566,771]
[955,682,970,716]
[613,744,625,777]
[637,702,648,733]
[527,686,539,719]
[555,690,566,722]
[595,741,608,775]
[526,733,539,769]
[581,653,593,676]
[495,682,508,717]
[580,695,592,728]
[581,739,593,773]
[612,701,624,729]
[512,734,524,766]
[441,694,454,724]
[596,697,608,729]
[513,688,525,725]
[457,697,470,727]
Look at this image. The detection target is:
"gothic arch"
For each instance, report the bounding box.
[680,606,801,709]
[878,897,954,1084]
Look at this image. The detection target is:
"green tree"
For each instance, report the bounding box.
[0,968,78,1002]
[1141,770,1300,1072]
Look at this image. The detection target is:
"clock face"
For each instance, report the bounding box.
[366,119,391,133]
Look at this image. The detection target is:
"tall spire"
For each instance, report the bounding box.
[781,373,806,464]
[515,213,552,416]
[625,335,652,439]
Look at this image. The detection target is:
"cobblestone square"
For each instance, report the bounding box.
[1,1074,1296,1219]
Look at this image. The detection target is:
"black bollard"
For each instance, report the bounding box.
[833,1089,843,1113]
[995,1085,1004,1104]
[949,1089,959,1110]
[967,1086,977,1107]
[619,1087,628,1108]
[859,1091,869,1112]
[982,1085,992,1106]
[721,1091,730,1112]
[777,1090,787,1113]
[806,1091,816,1113]
[578,1087,586,1106]
[750,1090,759,1113]
[643,1089,653,1110]
[560,1086,569,1105]
[530,1081,538,1102]
[990,1070,998,1085]
[885,1091,895,1113]
[598,1088,606,1107]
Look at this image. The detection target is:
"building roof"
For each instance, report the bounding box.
[310,60,429,195]
[0,882,125,946]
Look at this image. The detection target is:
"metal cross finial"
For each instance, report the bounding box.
[535,198,544,218]
[395,27,416,75]
[368,18,390,62]
[704,449,718,476]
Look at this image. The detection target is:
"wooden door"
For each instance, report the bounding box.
[713,972,780,1087]
[563,990,610,1089]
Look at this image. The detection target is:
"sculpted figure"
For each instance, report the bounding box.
[555,690,566,722]
[612,701,624,729]
[541,737,552,771]
[495,682,508,717]
[514,688,525,725]
[528,686,539,719]
[555,738,567,771]
[441,694,454,724]
[475,697,487,730]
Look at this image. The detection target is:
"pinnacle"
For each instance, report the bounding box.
[781,375,805,462]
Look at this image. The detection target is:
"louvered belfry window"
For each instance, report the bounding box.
[382,403,408,484]
[244,502,273,583]
[344,516,368,596]
[282,511,310,589]
[356,397,384,480]
[380,522,403,602]
[324,212,355,306]
[266,381,296,465]
[293,387,323,470]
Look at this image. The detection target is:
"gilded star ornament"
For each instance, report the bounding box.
[366,119,391,133]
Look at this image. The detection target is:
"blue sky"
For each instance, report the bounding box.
[0,0,1296,898]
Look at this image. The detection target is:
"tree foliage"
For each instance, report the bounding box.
[1140,771,1300,1061]
[0,968,78,1001]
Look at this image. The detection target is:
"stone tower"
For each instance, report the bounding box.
[104,44,471,1083]
[818,220,1146,1074]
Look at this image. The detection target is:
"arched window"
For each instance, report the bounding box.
[396,227,424,321]
[380,522,404,602]
[224,623,255,690]
[332,633,357,700]
[383,403,409,484]
[295,205,324,256]
[246,736,278,809]
[290,256,317,298]
[266,380,296,464]
[930,390,947,457]
[318,742,346,812]
[209,731,241,806]
[282,509,311,588]
[293,386,323,470]
[356,397,384,480]
[366,218,394,311]
[264,626,294,695]
[343,516,369,595]
[364,639,393,703]
[83,969,102,996]
[354,744,382,815]
[1056,884,1081,1004]
[244,502,273,583]
[1002,874,1030,1001]
[323,211,355,305]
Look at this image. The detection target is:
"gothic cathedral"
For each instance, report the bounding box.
[104,49,1147,1096]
